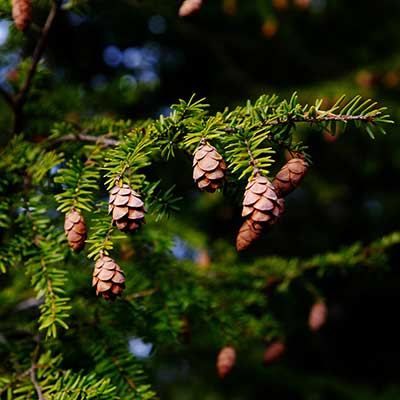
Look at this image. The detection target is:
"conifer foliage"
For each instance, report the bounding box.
[0,1,398,399]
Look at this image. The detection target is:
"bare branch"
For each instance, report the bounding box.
[124,287,159,301]
[29,365,45,400]
[54,132,121,147]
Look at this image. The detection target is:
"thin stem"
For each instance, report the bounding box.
[29,365,45,400]
[124,287,159,301]
[54,132,121,147]
[244,139,259,175]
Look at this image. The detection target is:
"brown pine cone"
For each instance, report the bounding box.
[12,0,32,31]
[308,301,328,332]
[236,219,262,252]
[109,183,146,233]
[92,255,125,300]
[236,175,284,251]
[272,158,307,197]
[193,142,226,192]
[179,0,203,17]
[216,346,236,378]
[263,341,285,366]
[64,209,86,252]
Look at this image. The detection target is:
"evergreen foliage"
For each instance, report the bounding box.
[0,1,399,399]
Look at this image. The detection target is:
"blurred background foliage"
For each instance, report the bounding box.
[1,0,400,399]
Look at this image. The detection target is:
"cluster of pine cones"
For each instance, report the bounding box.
[63,181,146,300]
[193,139,308,251]
[63,138,307,301]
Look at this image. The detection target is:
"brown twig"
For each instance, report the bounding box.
[54,132,121,147]
[244,139,259,175]
[124,287,159,301]
[29,365,45,400]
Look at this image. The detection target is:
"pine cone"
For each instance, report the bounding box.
[272,158,307,197]
[193,142,226,192]
[236,175,284,251]
[216,346,236,378]
[12,0,32,31]
[109,183,146,233]
[236,219,262,252]
[263,341,285,366]
[64,209,86,252]
[308,301,328,332]
[179,0,203,17]
[92,255,125,300]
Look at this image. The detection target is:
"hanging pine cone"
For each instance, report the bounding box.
[12,0,32,31]
[236,219,262,251]
[236,175,284,251]
[263,341,285,366]
[64,209,86,252]
[92,254,125,300]
[308,301,328,332]
[272,158,308,197]
[109,183,146,233]
[193,141,226,192]
[216,346,236,378]
[179,0,203,17]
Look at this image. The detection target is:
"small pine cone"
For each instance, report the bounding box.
[64,209,87,252]
[92,255,125,300]
[109,183,146,233]
[216,346,236,378]
[179,0,203,17]
[272,158,307,197]
[263,341,285,366]
[12,0,32,31]
[236,175,284,251]
[193,142,226,192]
[308,301,328,332]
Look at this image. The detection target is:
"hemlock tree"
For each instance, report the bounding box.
[0,1,400,399]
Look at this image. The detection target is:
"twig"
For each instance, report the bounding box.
[29,365,45,400]
[0,364,46,396]
[224,112,382,134]
[244,139,259,175]
[54,132,121,147]
[124,287,159,301]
